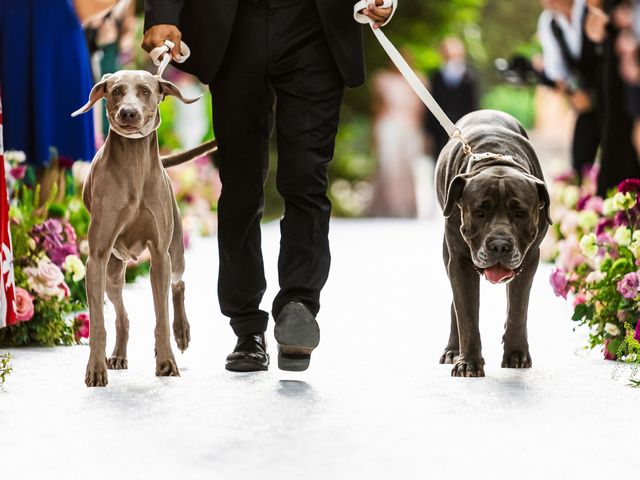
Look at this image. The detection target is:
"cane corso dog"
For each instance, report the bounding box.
[435,110,551,377]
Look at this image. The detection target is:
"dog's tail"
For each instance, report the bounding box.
[161,139,218,168]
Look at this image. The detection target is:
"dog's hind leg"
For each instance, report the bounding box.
[168,200,190,353]
[440,238,460,364]
[503,250,538,369]
[106,255,129,370]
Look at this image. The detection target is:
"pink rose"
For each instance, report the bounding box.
[572,294,586,308]
[616,272,639,299]
[75,312,90,341]
[583,197,603,214]
[550,268,569,299]
[557,235,585,271]
[24,260,66,299]
[15,287,35,322]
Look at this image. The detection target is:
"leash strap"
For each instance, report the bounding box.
[149,39,191,77]
[353,0,473,155]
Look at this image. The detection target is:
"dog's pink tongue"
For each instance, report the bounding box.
[484,265,515,284]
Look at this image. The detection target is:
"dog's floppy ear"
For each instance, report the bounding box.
[157,78,202,104]
[71,74,112,117]
[531,176,553,226]
[443,174,469,217]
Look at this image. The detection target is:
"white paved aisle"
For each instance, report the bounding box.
[1,219,638,479]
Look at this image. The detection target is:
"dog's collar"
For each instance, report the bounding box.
[465,152,526,175]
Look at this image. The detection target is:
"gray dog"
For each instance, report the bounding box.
[435,110,551,378]
[73,70,217,387]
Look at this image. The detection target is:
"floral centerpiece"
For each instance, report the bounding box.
[547,167,640,369]
[0,151,90,346]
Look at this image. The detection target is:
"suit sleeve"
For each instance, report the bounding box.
[144,0,185,31]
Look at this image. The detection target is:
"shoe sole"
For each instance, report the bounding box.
[275,313,320,372]
[225,358,269,372]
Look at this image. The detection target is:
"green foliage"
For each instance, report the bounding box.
[0,353,11,385]
[481,85,536,129]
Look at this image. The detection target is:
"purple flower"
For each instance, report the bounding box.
[604,339,617,361]
[617,272,640,299]
[576,195,590,211]
[48,243,78,267]
[550,268,569,299]
[618,178,640,194]
[596,218,614,235]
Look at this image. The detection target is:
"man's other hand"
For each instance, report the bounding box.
[142,24,183,60]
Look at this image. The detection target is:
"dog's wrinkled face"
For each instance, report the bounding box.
[444,166,551,284]
[71,70,201,137]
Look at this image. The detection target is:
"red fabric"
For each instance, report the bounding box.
[1,94,17,327]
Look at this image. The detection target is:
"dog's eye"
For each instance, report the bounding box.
[473,210,485,219]
[141,88,151,96]
[515,209,528,219]
[112,88,121,96]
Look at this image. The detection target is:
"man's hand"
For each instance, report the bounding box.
[361,0,394,29]
[569,90,593,113]
[142,24,183,60]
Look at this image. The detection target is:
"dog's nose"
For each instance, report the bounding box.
[118,108,139,123]
[487,237,514,255]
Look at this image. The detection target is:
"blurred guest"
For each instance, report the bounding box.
[610,0,640,158]
[586,0,640,195]
[0,0,104,167]
[424,37,479,161]
[85,0,136,138]
[368,56,426,218]
[538,0,602,177]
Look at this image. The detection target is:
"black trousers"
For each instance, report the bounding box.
[571,110,600,176]
[210,0,345,336]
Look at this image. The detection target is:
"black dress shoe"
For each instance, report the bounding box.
[225,333,269,372]
[274,301,320,372]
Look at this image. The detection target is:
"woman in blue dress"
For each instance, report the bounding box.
[0,0,95,166]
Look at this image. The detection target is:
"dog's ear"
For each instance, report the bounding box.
[443,174,469,217]
[71,74,112,117]
[531,177,553,226]
[157,78,203,104]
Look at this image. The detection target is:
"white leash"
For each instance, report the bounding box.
[354,0,473,156]
[149,39,191,77]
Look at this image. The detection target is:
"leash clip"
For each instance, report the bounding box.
[452,129,473,156]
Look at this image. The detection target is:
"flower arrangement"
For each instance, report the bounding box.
[0,181,89,346]
[0,353,11,385]
[548,167,640,368]
[1,150,93,346]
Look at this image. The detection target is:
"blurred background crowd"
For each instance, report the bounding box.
[3,0,640,223]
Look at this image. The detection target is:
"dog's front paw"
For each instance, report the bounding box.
[439,348,459,364]
[156,354,180,377]
[107,356,128,370]
[85,357,109,387]
[451,358,485,377]
[502,350,532,369]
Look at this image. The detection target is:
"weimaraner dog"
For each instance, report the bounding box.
[436,110,552,378]
[72,70,217,387]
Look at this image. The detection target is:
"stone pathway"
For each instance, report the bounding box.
[1,219,638,479]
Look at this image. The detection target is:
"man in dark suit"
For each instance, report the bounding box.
[425,37,479,160]
[143,0,395,372]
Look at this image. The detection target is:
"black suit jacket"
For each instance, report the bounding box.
[144,0,365,87]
